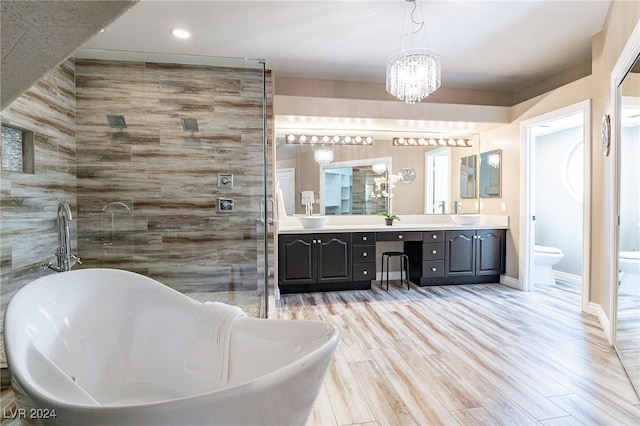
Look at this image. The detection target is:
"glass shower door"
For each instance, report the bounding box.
[75,52,270,317]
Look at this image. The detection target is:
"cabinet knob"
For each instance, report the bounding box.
[363,270,368,275]
[431,267,437,272]
[313,239,317,244]
[398,234,403,239]
[363,236,367,241]
[432,250,437,254]
[432,234,437,239]
[363,252,367,257]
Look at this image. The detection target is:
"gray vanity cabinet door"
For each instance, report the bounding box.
[279,234,315,285]
[475,229,506,276]
[445,230,475,276]
[316,233,352,283]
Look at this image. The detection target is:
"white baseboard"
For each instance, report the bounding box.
[588,302,613,345]
[554,271,582,286]
[376,271,403,281]
[500,275,520,289]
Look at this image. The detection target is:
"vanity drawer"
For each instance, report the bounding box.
[376,231,421,242]
[353,232,376,245]
[353,245,375,262]
[423,243,445,260]
[423,231,444,243]
[353,263,375,281]
[422,260,445,278]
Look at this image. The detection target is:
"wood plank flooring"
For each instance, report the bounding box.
[275,282,640,426]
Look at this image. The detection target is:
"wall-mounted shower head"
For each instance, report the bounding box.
[106,114,127,129]
[181,117,199,132]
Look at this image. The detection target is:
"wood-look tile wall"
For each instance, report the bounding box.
[0,59,78,340]
[0,58,274,364]
[75,59,273,293]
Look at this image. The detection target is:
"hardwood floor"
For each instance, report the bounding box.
[616,291,640,398]
[275,282,640,425]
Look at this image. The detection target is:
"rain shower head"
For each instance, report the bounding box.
[106,114,127,128]
[181,117,199,132]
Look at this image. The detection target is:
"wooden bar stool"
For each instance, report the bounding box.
[381,251,410,290]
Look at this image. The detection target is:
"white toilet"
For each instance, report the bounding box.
[534,245,565,285]
[619,251,640,296]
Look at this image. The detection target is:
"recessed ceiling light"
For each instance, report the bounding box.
[170,27,191,39]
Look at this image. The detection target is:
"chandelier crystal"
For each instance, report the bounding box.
[313,146,334,166]
[386,0,441,104]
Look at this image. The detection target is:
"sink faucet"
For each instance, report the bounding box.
[454,201,462,214]
[45,201,81,272]
[438,201,446,214]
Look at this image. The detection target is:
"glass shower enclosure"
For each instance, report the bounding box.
[74,51,271,317]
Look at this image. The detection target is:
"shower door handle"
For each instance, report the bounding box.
[258,198,276,224]
[267,198,275,224]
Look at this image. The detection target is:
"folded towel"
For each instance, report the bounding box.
[301,190,315,205]
[184,302,246,385]
[276,187,288,220]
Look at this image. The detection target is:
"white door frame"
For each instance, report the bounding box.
[609,20,640,344]
[520,100,591,313]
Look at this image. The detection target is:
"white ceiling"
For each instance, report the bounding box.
[81,0,611,93]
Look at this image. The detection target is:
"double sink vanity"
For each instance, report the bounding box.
[277,214,508,294]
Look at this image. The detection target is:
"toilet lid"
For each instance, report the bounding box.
[620,251,640,260]
[535,245,563,254]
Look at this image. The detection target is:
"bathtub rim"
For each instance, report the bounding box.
[4,268,340,411]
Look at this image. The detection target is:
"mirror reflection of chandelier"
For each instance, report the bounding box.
[372,163,388,174]
[313,146,334,165]
[487,152,500,168]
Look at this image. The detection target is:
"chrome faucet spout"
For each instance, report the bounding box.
[47,202,81,272]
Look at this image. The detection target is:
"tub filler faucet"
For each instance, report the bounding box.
[44,201,81,272]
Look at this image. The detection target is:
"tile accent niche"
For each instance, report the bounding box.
[75,59,274,293]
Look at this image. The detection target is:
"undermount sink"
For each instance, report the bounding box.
[451,214,481,226]
[298,216,329,229]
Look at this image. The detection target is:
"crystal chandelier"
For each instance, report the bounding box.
[386,0,441,104]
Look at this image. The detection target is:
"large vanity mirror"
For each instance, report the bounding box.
[275,135,482,215]
[615,50,640,397]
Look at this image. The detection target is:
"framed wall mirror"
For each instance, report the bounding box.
[460,154,477,199]
[479,149,501,198]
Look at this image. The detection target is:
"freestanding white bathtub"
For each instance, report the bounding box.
[4,268,339,425]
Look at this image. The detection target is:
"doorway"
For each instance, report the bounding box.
[424,149,450,214]
[520,100,591,312]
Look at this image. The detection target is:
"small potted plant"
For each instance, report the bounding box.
[374,212,399,226]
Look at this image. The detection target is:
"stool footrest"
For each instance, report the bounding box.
[381,252,411,291]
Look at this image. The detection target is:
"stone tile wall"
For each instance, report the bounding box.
[0,59,77,343]
[75,59,273,293]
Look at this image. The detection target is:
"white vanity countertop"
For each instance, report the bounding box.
[277,214,509,234]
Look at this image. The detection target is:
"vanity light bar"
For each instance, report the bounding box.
[285,135,373,145]
[392,137,473,147]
